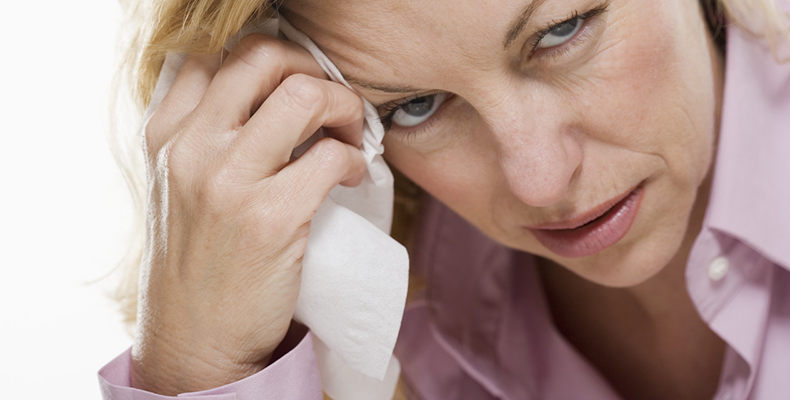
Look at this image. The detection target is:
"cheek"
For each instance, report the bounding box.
[582,0,715,184]
[383,122,503,228]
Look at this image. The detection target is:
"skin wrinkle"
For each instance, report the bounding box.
[281,0,727,397]
[504,0,549,48]
[280,9,398,82]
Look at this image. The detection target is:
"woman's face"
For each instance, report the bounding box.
[282,0,723,287]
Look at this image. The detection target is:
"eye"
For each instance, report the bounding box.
[391,93,448,127]
[536,16,584,49]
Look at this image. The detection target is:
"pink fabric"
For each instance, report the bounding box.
[98,332,322,399]
[99,23,790,400]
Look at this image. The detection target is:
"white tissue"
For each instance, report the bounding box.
[144,16,409,400]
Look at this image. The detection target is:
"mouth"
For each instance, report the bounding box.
[527,184,645,258]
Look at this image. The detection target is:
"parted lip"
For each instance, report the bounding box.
[526,183,642,231]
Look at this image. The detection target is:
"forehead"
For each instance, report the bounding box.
[280,0,528,92]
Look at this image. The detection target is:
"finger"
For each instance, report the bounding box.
[197,34,328,127]
[228,74,364,179]
[145,51,224,154]
[322,118,365,150]
[157,52,224,126]
[274,137,367,220]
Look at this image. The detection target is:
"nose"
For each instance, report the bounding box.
[482,95,583,208]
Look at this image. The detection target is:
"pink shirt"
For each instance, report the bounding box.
[99,23,790,400]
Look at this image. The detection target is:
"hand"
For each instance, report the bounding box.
[130,34,366,395]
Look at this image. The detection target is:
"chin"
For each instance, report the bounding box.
[561,232,684,288]
[537,186,698,288]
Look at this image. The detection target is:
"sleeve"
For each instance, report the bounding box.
[98,332,324,400]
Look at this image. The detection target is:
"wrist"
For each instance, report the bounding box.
[130,331,271,395]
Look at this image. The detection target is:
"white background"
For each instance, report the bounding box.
[0,0,134,397]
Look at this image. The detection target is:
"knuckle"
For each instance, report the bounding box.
[164,139,211,195]
[143,124,160,157]
[193,171,244,216]
[143,115,168,156]
[165,138,192,172]
[281,74,325,111]
[192,167,235,209]
[312,138,350,174]
[233,34,288,72]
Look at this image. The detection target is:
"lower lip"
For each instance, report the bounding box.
[529,187,644,258]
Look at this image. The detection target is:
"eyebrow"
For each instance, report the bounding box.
[344,76,422,94]
[504,0,547,49]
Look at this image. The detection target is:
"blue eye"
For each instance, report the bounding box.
[391,93,448,127]
[536,16,584,48]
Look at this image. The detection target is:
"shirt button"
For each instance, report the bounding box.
[708,256,729,281]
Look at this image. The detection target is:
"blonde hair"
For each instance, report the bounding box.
[110,0,789,397]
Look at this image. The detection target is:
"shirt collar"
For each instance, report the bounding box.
[705,25,790,270]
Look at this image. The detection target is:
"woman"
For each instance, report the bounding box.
[100,0,790,398]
